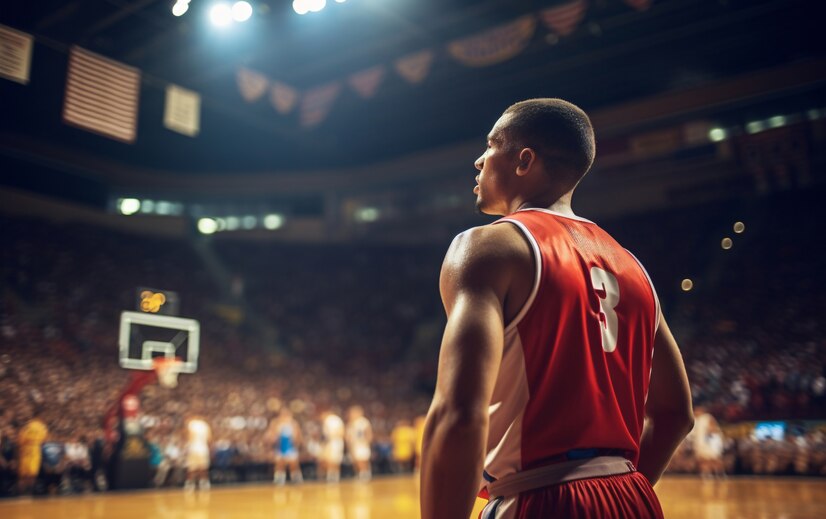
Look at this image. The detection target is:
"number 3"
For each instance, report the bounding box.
[590,267,620,353]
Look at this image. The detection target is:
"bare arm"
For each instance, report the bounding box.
[420,227,515,519]
[637,315,694,486]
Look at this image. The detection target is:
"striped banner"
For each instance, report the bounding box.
[448,15,537,67]
[63,46,140,143]
[540,0,588,37]
[0,24,33,84]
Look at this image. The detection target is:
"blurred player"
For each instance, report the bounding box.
[184,416,211,491]
[17,409,48,496]
[414,414,426,472]
[346,406,372,481]
[320,410,344,482]
[391,419,416,473]
[421,99,694,518]
[692,406,725,479]
[269,408,304,485]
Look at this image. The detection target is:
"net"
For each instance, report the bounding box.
[153,357,182,388]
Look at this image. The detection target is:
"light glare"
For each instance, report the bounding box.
[210,3,233,27]
[721,237,733,250]
[307,0,326,13]
[197,218,218,235]
[263,214,284,230]
[172,1,189,17]
[681,279,693,292]
[293,0,309,15]
[733,222,745,234]
[708,128,726,142]
[119,198,141,215]
[232,1,253,22]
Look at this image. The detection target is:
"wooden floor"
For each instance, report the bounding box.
[1,476,824,518]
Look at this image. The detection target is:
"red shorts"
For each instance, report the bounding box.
[481,471,664,519]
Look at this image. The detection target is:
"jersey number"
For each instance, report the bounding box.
[590,267,620,353]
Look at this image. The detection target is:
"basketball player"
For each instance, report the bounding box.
[345,406,373,481]
[691,406,725,479]
[320,410,345,482]
[17,409,48,495]
[420,99,694,518]
[269,408,304,485]
[184,416,211,491]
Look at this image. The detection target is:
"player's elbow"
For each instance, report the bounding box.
[427,401,488,433]
[648,407,695,436]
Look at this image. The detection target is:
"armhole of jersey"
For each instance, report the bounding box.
[625,249,661,333]
[497,218,542,334]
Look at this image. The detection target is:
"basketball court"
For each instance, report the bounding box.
[1,476,824,519]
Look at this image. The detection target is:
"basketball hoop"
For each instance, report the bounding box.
[153,357,183,388]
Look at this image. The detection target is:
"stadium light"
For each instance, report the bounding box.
[293,0,309,15]
[733,221,745,234]
[197,218,218,235]
[241,215,257,229]
[767,115,786,128]
[226,216,240,230]
[172,1,190,17]
[308,0,327,12]
[721,237,733,250]
[232,1,253,22]
[263,214,283,230]
[681,279,693,292]
[708,128,727,142]
[335,0,347,3]
[210,3,233,27]
[746,121,765,134]
[119,198,141,215]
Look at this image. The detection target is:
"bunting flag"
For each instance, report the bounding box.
[63,46,140,143]
[394,50,433,84]
[164,84,200,137]
[348,65,386,99]
[300,82,341,128]
[0,24,33,85]
[236,67,269,102]
[624,0,653,12]
[540,0,588,37]
[270,80,299,114]
[448,15,537,68]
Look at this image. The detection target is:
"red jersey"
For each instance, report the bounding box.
[483,208,660,485]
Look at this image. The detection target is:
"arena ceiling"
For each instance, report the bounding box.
[0,0,820,181]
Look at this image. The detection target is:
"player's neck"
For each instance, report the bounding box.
[512,191,575,216]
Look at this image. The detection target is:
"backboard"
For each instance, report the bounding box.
[118,311,199,374]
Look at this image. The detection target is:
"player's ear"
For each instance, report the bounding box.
[515,148,536,177]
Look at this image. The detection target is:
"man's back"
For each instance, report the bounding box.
[485,209,659,481]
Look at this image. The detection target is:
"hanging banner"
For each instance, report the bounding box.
[447,15,537,68]
[300,82,341,128]
[63,46,140,143]
[624,0,653,12]
[236,67,269,102]
[0,24,33,84]
[270,80,299,114]
[540,0,588,37]
[394,50,433,84]
[348,65,385,99]
[164,84,200,137]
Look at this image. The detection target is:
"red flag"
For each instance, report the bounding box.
[63,46,140,143]
[540,0,588,37]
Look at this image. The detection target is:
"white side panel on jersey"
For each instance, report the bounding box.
[496,218,542,334]
[485,329,530,481]
[624,250,662,333]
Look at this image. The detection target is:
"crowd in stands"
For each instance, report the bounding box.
[1,187,825,496]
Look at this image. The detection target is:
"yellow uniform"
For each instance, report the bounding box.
[18,419,48,477]
[391,424,416,463]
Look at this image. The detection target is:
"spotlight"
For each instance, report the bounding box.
[708,128,727,142]
[232,1,253,22]
[307,0,326,13]
[263,214,283,230]
[197,218,218,235]
[293,0,309,15]
[210,3,233,27]
[721,237,733,250]
[172,1,189,17]
[119,198,141,215]
[733,222,745,234]
[681,279,693,292]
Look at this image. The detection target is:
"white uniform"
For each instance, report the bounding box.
[693,412,722,461]
[347,416,372,462]
[186,419,211,470]
[322,414,345,464]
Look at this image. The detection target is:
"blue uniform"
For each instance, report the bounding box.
[276,423,298,460]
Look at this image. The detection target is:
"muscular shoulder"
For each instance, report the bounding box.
[440,224,533,307]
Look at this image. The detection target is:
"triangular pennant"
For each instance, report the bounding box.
[348,66,386,99]
[270,80,299,114]
[394,50,434,84]
[447,15,537,67]
[624,0,653,12]
[300,82,341,128]
[539,0,588,37]
[236,67,269,102]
